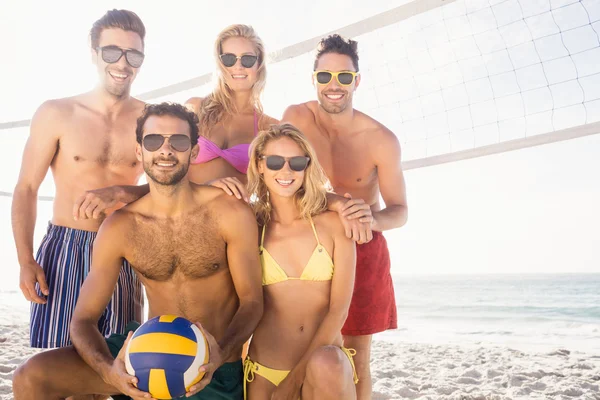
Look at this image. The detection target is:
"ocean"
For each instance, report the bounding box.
[377,273,600,354]
[2,269,599,355]
[1,187,599,355]
[1,193,599,354]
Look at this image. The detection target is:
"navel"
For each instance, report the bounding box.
[299,325,304,332]
[357,178,362,182]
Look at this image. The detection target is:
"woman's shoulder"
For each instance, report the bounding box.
[312,211,344,236]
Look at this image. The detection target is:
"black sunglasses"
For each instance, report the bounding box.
[220,53,258,68]
[261,155,311,172]
[97,45,145,68]
[143,134,191,152]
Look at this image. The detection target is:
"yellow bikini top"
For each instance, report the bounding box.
[260,217,334,286]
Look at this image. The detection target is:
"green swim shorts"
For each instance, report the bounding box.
[107,322,243,400]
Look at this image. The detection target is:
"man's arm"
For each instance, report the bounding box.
[190,197,262,396]
[326,192,374,243]
[283,104,374,243]
[70,214,125,376]
[73,184,149,220]
[370,129,408,231]
[216,197,263,360]
[69,212,150,398]
[73,96,206,221]
[12,101,61,303]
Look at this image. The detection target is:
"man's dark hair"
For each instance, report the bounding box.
[90,9,146,49]
[136,103,200,146]
[313,34,359,72]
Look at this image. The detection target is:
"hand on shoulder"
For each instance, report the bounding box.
[195,184,252,212]
[315,210,351,241]
[207,176,248,202]
[336,193,374,244]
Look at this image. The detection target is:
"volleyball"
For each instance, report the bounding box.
[124,315,209,399]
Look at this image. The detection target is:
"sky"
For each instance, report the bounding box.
[0,0,599,279]
[0,0,403,122]
[390,133,600,275]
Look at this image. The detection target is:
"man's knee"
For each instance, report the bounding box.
[13,355,50,395]
[306,346,351,391]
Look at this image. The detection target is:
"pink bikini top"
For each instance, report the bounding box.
[193,111,259,174]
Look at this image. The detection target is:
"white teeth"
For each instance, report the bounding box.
[232,75,247,78]
[157,163,175,167]
[110,72,127,79]
[326,94,343,99]
[276,179,293,185]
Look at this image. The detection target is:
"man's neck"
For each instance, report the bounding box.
[315,103,355,136]
[147,179,195,217]
[88,86,133,116]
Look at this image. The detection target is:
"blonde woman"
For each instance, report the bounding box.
[243,123,358,400]
[72,24,277,216]
[185,24,278,194]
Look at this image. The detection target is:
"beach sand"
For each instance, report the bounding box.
[1,316,599,400]
[371,341,600,399]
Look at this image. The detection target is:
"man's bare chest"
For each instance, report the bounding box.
[126,217,228,281]
[58,117,139,167]
[309,133,377,189]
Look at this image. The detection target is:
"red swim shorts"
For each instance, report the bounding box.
[342,231,397,336]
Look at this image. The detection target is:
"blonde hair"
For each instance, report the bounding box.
[198,24,266,136]
[247,124,329,225]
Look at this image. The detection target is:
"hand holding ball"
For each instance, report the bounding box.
[124,315,209,399]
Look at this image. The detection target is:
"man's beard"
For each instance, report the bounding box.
[104,67,133,97]
[105,80,130,97]
[318,92,352,114]
[144,158,189,186]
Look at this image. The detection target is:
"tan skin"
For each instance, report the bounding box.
[281,53,408,400]
[247,138,356,400]
[185,37,278,187]
[72,36,278,213]
[69,36,276,364]
[12,115,263,400]
[12,28,146,305]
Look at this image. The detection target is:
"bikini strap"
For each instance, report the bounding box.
[309,216,321,246]
[243,357,256,400]
[253,110,259,137]
[260,224,266,248]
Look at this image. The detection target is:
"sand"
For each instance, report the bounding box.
[371,341,600,399]
[2,317,600,399]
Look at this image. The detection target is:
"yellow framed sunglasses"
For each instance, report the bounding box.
[313,70,359,86]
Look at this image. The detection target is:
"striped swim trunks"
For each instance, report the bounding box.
[30,223,143,348]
